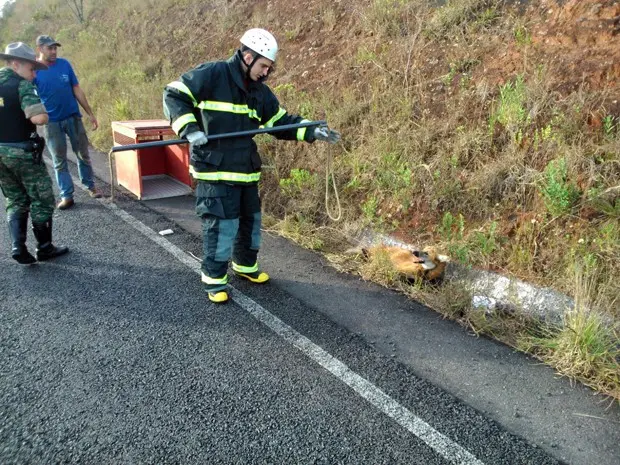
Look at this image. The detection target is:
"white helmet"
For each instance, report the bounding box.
[240,28,278,62]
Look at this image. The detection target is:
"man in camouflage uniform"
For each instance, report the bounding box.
[0,42,68,264]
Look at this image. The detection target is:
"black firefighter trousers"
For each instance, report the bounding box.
[196,181,262,293]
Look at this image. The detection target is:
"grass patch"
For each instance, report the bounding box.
[519,266,620,401]
[265,214,325,251]
[426,0,499,37]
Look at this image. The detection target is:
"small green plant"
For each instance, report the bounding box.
[442,63,458,86]
[449,243,470,265]
[273,83,314,118]
[514,25,532,46]
[366,0,412,37]
[473,7,499,30]
[540,158,581,217]
[279,169,318,197]
[533,123,554,148]
[472,221,499,264]
[489,74,530,138]
[602,115,618,138]
[439,212,465,242]
[596,221,620,251]
[272,83,296,94]
[439,212,470,264]
[449,154,459,169]
[32,7,52,22]
[298,98,315,119]
[345,177,362,190]
[375,152,413,191]
[361,196,379,223]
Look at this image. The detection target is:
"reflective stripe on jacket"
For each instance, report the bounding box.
[163,52,317,184]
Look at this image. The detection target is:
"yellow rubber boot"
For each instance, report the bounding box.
[235,271,270,284]
[208,291,229,303]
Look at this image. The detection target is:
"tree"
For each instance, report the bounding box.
[66,0,85,23]
[0,0,17,41]
[0,1,17,20]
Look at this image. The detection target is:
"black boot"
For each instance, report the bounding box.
[32,219,69,261]
[8,214,36,264]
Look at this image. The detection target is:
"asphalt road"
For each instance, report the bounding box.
[0,156,618,464]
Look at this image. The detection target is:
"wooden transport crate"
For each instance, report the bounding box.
[111,120,192,200]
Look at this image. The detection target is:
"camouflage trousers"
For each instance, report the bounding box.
[0,147,55,222]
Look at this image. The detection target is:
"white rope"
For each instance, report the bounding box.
[324,142,342,221]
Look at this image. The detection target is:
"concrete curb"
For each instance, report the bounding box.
[446,265,572,325]
[359,232,574,325]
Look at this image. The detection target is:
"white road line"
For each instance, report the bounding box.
[94,198,485,465]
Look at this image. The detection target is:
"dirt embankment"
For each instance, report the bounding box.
[482,1,619,110]
[277,0,620,112]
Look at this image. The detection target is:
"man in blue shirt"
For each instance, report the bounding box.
[34,35,101,210]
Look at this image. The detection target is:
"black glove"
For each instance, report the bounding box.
[29,132,45,165]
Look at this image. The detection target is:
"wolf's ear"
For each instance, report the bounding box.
[361,248,370,259]
[422,246,439,262]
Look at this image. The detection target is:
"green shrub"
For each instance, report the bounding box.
[489,74,530,140]
[361,196,379,224]
[279,168,318,197]
[540,158,581,217]
[514,24,532,46]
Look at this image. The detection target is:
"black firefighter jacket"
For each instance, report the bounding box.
[163,51,317,185]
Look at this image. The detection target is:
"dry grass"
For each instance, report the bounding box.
[519,265,620,401]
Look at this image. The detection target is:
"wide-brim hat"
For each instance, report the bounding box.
[0,42,48,70]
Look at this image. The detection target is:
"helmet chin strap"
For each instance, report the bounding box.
[238,49,268,83]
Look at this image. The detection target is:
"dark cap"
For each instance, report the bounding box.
[36,35,62,47]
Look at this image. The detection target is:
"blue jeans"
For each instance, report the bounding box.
[44,115,95,200]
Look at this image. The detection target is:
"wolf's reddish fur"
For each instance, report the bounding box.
[363,245,448,283]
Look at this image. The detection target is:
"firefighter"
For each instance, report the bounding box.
[0,42,68,264]
[163,28,340,303]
